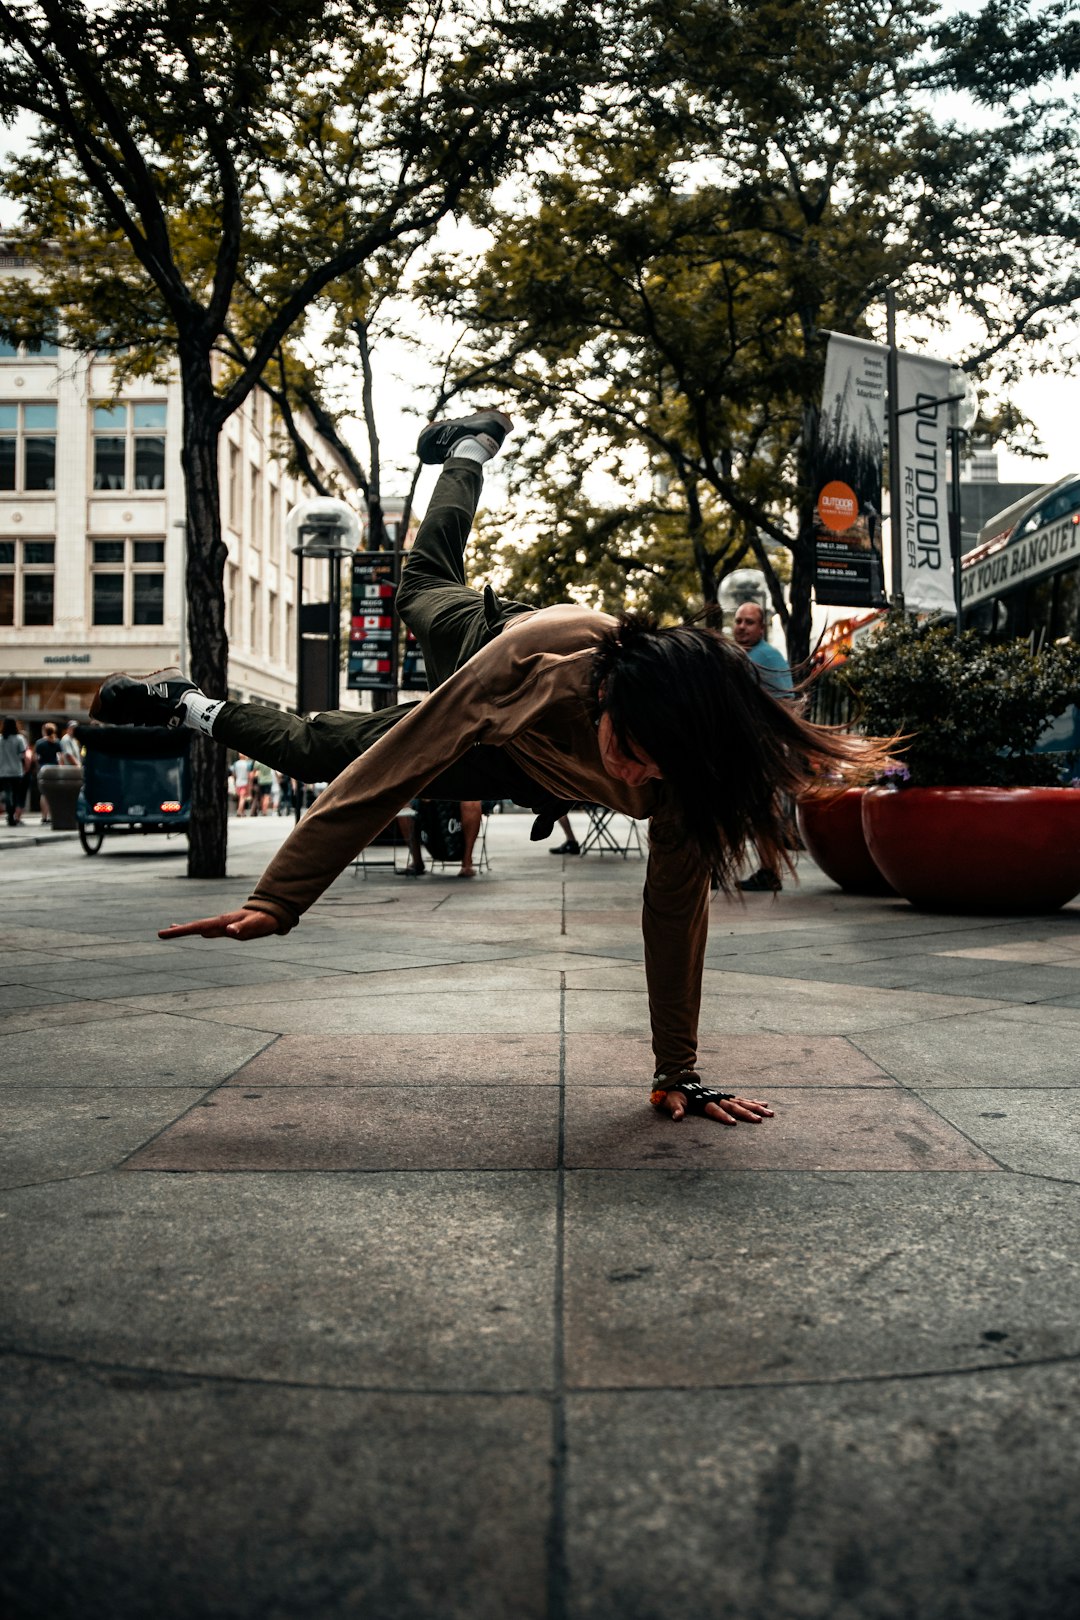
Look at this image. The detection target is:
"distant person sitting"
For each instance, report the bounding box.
[549,813,580,856]
[732,603,794,892]
[397,797,484,878]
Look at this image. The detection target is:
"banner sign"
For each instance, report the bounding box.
[401,628,429,692]
[896,352,954,613]
[813,333,887,607]
[347,551,397,691]
[962,512,1080,608]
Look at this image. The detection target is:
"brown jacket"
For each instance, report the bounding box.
[244,605,711,1075]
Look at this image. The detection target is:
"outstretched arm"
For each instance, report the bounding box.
[158,655,531,941]
[159,910,281,941]
[642,809,774,1127]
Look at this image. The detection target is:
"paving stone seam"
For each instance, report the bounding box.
[706,928,1080,965]
[998,1168,1080,1190]
[106,1036,280,1170]
[545,971,570,1620]
[83,1165,1047,1178]
[842,1033,1041,1176]
[73,1081,944,1092]
[3,1344,1078,1397]
[871,1076,1013,1175]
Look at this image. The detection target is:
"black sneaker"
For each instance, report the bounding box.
[738,868,782,892]
[417,410,513,464]
[549,840,581,855]
[90,667,199,728]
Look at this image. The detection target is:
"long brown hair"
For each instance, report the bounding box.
[592,613,893,893]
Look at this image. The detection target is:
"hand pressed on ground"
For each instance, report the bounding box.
[158,909,281,941]
[660,1091,774,1126]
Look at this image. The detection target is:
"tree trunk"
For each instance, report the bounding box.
[787,519,816,672]
[355,318,396,713]
[685,479,718,605]
[179,357,230,879]
[786,399,820,671]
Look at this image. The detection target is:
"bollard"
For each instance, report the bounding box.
[38,763,83,831]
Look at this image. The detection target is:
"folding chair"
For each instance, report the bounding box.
[352,815,406,878]
[418,799,491,874]
[578,803,644,859]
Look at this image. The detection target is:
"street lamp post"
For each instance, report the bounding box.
[947,369,979,634]
[172,519,187,673]
[285,497,362,717]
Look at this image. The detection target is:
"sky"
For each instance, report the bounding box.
[2,48,1076,519]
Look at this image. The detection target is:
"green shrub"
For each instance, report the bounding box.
[824,616,1080,787]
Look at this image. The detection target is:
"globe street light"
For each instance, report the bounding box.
[285,497,362,716]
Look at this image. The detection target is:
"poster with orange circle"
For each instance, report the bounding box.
[816,481,859,533]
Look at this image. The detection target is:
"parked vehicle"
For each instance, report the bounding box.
[75,724,190,855]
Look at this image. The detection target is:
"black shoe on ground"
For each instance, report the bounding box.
[417,409,514,464]
[90,667,199,728]
[549,839,581,856]
[738,868,782,892]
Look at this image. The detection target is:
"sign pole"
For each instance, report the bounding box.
[886,287,904,613]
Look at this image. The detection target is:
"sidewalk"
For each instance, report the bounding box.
[2,813,1079,1619]
[0,816,80,850]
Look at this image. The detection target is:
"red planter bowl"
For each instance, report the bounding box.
[861,786,1080,914]
[797,789,896,895]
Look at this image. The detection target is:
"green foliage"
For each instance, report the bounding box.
[0,0,593,411]
[420,0,1080,662]
[828,616,1080,787]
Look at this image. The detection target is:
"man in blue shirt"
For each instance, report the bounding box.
[733,601,795,701]
[732,603,795,890]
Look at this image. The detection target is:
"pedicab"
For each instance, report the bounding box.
[75,724,191,855]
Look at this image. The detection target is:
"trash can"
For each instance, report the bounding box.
[38,764,83,830]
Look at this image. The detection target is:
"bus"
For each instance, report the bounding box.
[960,473,1080,643]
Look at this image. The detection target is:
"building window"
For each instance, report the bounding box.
[268,590,279,658]
[90,538,165,626]
[269,482,280,548]
[92,402,166,491]
[227,563,239,640]
[228,443,241,530]
[0,403,57,492]
[0,333,59,359]
[285,600,294,662]
[249,577,260,650]
[0,538,55,625]
[249,463,262,550]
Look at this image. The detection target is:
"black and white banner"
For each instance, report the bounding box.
[896,352,953,614]
[813,334,887,607]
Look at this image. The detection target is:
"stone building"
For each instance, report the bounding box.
[0,279,362,732]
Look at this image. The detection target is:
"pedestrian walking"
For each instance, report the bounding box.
[732,602,796,892]
[33,722,62,825]
[0,716,29,826]
[59,720,82,767]
[231,754,253,817]
[91,408,890,1125]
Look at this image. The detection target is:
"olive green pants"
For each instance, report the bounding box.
[214,460,540,805]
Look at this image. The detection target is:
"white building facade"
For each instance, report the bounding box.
[0,286,361,731]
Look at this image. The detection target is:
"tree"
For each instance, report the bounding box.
[422,0,1080,664]
[0,0,589,873]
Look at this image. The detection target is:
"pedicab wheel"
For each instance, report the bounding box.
[79,821,105,855]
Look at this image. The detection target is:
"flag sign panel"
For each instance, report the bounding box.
[895,351,953,614]
[813,333,887,608]
[348,552,397,691]
[401,628,428,692]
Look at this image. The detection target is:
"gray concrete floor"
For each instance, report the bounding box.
[1,811,1079,1620]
